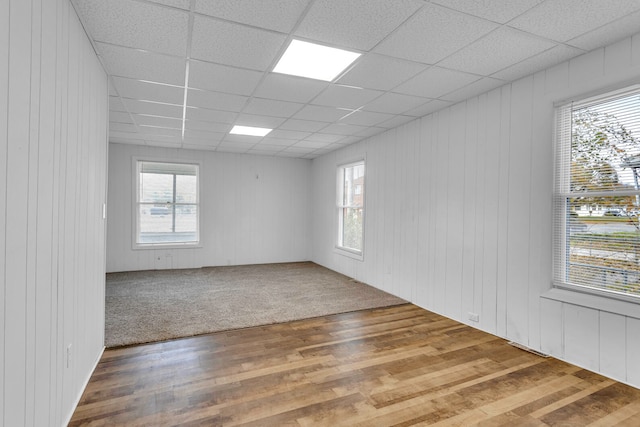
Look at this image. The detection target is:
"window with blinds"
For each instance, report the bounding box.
[135,160,199,247]
[337,160,365,257]
[554,86,640,301]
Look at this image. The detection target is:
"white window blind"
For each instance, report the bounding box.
[554,86,640,301]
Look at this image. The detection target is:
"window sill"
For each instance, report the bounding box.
[133,243,202,251]
[334,246,364,261]
[542,287,640,319]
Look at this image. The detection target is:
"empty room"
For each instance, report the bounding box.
[4,0,640,425]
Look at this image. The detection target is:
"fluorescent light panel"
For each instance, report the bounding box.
[230,125,272,137]
[273,39,361,82]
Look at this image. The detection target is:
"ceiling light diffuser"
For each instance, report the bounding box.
[229,125,272,137]
[273,39,361,82]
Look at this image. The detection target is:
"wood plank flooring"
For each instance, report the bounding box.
[70,304,640,426]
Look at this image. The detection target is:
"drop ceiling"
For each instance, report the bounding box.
[72,0,640,159]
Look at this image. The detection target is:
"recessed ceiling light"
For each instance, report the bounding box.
[230,125,272,137]
[273,39,361,82]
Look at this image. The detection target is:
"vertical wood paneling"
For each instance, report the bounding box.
[309,32,640,389]
[495,84,511,338]
[505,77,533,343]
[5,0,33,424]
[472,94,487,323]
[445,103,465,321]
[564,304,599,371]
[462,97,478,320]
[2,0,108,424]
[0,0,9,421]
[107,145,312,272]
[433,110,449,311]
[526,71,550,352]
[481,88,502,334]
[599,311,626,382]
[540,298,563,357]
[627,317,640,385]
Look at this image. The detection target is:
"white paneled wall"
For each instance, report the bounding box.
[106,143,311,272]
[1,0,108,425]
[311,34,640,387]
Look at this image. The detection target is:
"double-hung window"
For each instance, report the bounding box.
[135,160,199,247]
[337,160,365,258]
[554,86,640,301]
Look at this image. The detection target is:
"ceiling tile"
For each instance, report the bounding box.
[253,74,328,103]
[355,126,386,137]
[73,0,188,55]
[431,0,544,24]
[491,44,584,81]
[339,111,394,127]
[293,105,352,122]
[281,146,315,154]
[235,113,286,129]
[185,120,232,133]
[133,114,182,129]
[194,0,310,33]
[337,54,427,91]
[216,142,253,153]
[188,60,263,95]
[186,107,238,124]
[279,119,328,132]
[259,138,297,146]
[147,0,191,9]
[191,15,287,71]
[220,136,260,145]
[268,129,312,140]
[295,0,423,50]
[405,99,453,117]
[292,140,332,149]
[312,85,383,109]
[187,89,248,112]
[374,3,498,64]
[97,43,186,86]
[243,98,304,118]
[320,123,368,136]
[112,76,184,104]
[110,111,134,123]
[509,0,640,42]
[362,92,430,115]
[440,27,557,76]
[568,10,640,51]
[185,129,227,142]
[137,126,182,137]
[304,133,345,143]
[394,66,479,98]
[109,96,126,112]
[441,77,505,102]
[122,99,183,118]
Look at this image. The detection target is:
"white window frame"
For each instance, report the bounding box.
[133,157,201,249]
[552,85,640,306]
[335,159,365,260]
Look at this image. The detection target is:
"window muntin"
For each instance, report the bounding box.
[337,161,365,255]
[554,87,640,300]
[136,161,199,246]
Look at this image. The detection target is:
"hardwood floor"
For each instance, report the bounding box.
[70,304,640,426]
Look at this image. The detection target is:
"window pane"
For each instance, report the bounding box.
[175,205,197,233]
[176,174,197,203]
[342,207,363,251]
[140,173,173,203]
[567,197,640,296]
[342,164,364,206]
[138,205,198,244]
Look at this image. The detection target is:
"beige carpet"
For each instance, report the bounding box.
[105,261,407,347]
